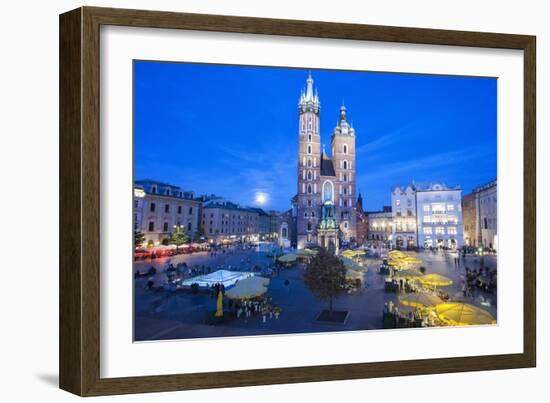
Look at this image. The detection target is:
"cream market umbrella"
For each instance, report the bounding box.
[225,278,268,300]
[399,292,444,309]
[419,273,453,287]
[297,248,318,256]
[246,276,270,287]
[435,303,496,326]
[346,269,364,282]
[340,256,363,271]
[278,253,297,263]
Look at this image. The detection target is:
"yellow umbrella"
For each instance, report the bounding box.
[215,290,224,317]
[225,278,268,300]
[400,292,444,308]
[396,268,422,279]
[419,273,453,287]
[436,303,496,325]
[278,253,297,263]
[388,250,406,258]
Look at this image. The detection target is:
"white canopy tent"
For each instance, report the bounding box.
[181,270,254,288]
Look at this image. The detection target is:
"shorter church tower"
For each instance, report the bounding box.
[331,104,357,243]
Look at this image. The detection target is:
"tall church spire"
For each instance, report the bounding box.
[298,72,320,114]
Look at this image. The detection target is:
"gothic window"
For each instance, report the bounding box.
[344,174,348,182]
[307,199,312,207]
[343,160,348,170]
[307,145,312,154]
[344,187,348,195]
[311,211,315,218]
[307,158,312,167]
[322,181,334,202]
[307,171,312,181]
[343,144,348,154]
[308,134,312,142]
[307,184,312,194]
[304,212,309,218]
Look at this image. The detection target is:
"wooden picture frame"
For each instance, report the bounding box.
[59,6,536,396]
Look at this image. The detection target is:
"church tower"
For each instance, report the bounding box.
[296,73,322,249]
[331,104,357,242]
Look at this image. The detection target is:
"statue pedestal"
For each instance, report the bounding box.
[317,228,339,254]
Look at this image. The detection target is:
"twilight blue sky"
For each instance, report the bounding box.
[134,61,497,212]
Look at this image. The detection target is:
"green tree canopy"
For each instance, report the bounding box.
[303,247,347,314]
[134,229,145,248]
[170,226,189,245]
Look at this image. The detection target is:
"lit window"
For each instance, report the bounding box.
[423,227,433,234]
[423,204,430,212]
[447,204,455,211]
[435,227,445,235]
[448,227,457,235]
[396,199,401,206]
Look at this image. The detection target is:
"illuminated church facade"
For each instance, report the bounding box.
[292,73,358,251]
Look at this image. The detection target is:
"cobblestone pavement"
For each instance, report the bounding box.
[134,249,498,341]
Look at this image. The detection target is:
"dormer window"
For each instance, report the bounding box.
[151,185,157,194]
[165,188,171,196]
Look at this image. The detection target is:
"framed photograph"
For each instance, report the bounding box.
[59,6,536,396]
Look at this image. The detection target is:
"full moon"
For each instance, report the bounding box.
[255,192,268,205]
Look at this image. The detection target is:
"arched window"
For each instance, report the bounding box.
[344,187,348,195]
[344,174,348,182]
[322,181,334,202]
[307,199,312,207]
[151,185,157,194]
[307,184,312,194]
[307,145,312,154]
[307,158,312,167]
[343,144,348,154]
[311,211,315,218]
[308,134,312,142]
[307,171,312,181]
[307,222,312,231]
[343,160,348,170]
[304,212,309,218]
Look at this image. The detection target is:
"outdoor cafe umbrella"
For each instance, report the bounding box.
[278,253,297,263]
[435,303,496,326]
[346,268,364,282]
[396,268,422,279]
[340,256,363,271]
[225,278,268,300]
[247,275,270,287]
[400,292,444,309]
[298,248,318,256]
[419,273,453,287]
